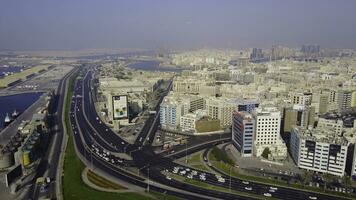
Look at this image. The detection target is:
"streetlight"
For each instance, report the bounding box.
[185,141,188,164]
[229,166,232,192]
[147,166,150,193]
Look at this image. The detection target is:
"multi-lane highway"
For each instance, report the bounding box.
[66,65,351,200]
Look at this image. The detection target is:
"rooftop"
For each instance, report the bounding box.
[292,126,349,146]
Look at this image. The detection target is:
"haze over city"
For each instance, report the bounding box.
[1,0,356,50]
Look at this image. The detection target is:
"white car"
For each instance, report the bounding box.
[180,170,186,175]
[166,176,172,180]
[308,197,317,200]
[218,178,225,183]
[264,193,272,197]
[187,175,193,179]
[269,189,276,193]
[244,187,252,191]
[270,187,278,190]
[242,181,249,185]
[199,176,206,181]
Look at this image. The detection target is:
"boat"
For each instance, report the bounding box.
[4,113,12,127]
[11,109,20,119]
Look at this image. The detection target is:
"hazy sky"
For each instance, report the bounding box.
[1,0,356,50]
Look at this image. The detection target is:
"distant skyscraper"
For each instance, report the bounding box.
[301,44,320,55]
[250,48,263,61]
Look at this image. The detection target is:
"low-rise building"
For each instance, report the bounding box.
[180,110,207,133]
[205,98,235,128]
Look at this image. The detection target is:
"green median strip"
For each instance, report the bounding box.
[185,152,211,172]
[87,170,127,190]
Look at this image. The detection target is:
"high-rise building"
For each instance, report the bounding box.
[252,107,287,160]
[318,92,329,115]
[290,127,348,177]
[352,91,356,108]
[337,90,352,112]
[250,48,263,61]
[283,105,315,133]
[232,111,255,157]
[159,97,185,128]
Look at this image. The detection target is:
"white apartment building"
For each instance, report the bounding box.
[253,107,287,160]
[205,98,235,128]
[159,97,185,128]
[180,110,207,133]
[317,117,343,135]
[290,127,348,177]
[291,92,313,106]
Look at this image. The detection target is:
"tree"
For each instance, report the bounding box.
[342,175,352,188]
[261,147,271,159]
[302,171,312,187]
[322,173,334,191]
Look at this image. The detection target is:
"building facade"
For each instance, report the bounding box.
[290,127,348,177]
[253,107,287,160]
[232,111,255,157]
[205,98,235,128]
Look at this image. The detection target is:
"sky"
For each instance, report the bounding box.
[1,0,356,51]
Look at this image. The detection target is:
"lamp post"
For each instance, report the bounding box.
[229,166,232,192]
[147,167,150,193]
[185,141,188,163]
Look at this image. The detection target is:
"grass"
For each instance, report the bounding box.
[0,65,49,87]
[208,148,356,200]
[87,170,127,190]
[62,72,153,200]
[186,153,211,172]
[149,191,182,200]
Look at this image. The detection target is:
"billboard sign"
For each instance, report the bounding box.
[112,95,128,120]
